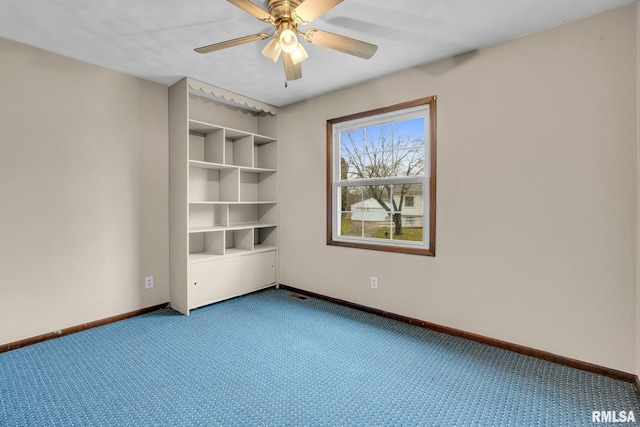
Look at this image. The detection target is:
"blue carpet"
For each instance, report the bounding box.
[1,287,639,426]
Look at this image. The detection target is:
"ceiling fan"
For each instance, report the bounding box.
[194,0,378,81]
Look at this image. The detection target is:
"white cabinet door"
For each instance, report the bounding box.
[241,251,276,290]
[190,251,276,309]
[190,257,239,308]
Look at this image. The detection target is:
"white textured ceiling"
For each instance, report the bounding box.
[0,0,634,107]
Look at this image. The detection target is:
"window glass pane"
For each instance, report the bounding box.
[391,184,423,242]
[342,126,396,180]
[365,221,393,239]
[362,184,392,211]
[394,147,425,177]
[394,117,425,148]
[364,124,393,179]
[340,212,363,237]
[339,186,363,237]
[356,185,391,239]
[340,129,365,180]
[363,149,394,179]
[366,123,393,151]
[341,185,364,212]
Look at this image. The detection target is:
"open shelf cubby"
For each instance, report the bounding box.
[189,230,225,257]
[225,132,253,168]
[225,228,254,255]
[189,126,224,164]
[189,203,228,231]
[254,226,277,252]
[189,166,238,203]
[239,170,277,202]
[228,203,277,228]
[254,138,277,170]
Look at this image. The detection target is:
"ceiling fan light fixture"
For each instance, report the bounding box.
[198,0,378,82]
[262,38,282,62]
[279,28,299,53]
[289,43,308,64]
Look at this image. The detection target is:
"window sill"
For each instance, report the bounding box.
[327,238,435,256]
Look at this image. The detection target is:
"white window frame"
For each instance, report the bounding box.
[326,97,436,256]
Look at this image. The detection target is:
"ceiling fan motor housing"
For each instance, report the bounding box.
[268,0,302,24]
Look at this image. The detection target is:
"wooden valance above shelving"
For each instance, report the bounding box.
[187,78,279,116]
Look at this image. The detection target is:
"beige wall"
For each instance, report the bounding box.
[278,4,638,373]
[0,37,169,345]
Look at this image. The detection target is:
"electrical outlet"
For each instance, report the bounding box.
[371,276,378,289]
[145,276,154,289]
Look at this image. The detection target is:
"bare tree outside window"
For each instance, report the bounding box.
[340,119,425,238]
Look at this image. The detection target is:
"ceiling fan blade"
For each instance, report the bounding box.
[292,0,343,24]
[283,53,302,81]
[304,29,377,59]
[227,0,274,23]
[194,33,270,54]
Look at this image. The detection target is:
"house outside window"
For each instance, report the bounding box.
[326,97,436,256]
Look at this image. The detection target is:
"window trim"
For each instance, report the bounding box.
[326,96,437,256]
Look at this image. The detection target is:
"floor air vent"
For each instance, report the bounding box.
[289,294,309,301]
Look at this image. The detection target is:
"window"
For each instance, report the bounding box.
[326,97,436,256]
[405,196,415,208]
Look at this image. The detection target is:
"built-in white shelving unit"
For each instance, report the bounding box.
[169,78,278,314]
